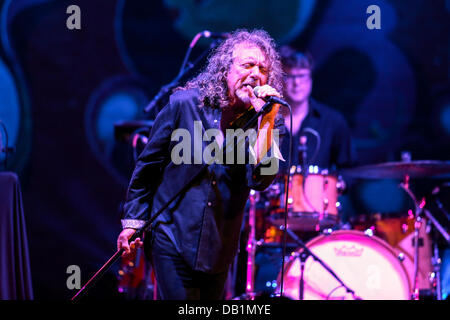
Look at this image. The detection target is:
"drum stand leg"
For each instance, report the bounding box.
[399,174,423,300]
[425,188,450,300]
[412,216,422,300]
[432,239,442,300]
[298,251,308,300]
[241,191,259,300]
[400,180,450,300]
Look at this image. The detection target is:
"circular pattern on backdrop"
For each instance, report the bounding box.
[0,58,20,168]
[84,75,153,185]
[115,0,317,77]
[163,0,316,44]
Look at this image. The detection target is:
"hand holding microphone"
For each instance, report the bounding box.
[253,85,289,107]
[247,85,289,117]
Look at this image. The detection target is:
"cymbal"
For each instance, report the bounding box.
[340,160,450,179]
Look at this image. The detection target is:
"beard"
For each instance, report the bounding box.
[234,87,252,105]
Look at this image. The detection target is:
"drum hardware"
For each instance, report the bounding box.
[241,190,273,299]
[431,239,442,300]
[247,160,449,300]
[350,210,438,298]
[298,251,308,300]
[340,160,450,180]
[336,176,346,193]
[268,166,342,232]
[426,184,450,300]
[341,159,450,300]
[279,226,361,300]
[399,176,435,300]
[243,190,259,299]
[364,228,375,237]
[427,185,450,244]
[246,164,345,298]
[322,228,334,235]
[278,230,412,300]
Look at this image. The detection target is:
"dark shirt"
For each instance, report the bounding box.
[280,98,356,173]
[121,88,284,273]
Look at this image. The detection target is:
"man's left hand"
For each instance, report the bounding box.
[243,84,282,113]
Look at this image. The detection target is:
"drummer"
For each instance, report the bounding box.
[279,46,356,171]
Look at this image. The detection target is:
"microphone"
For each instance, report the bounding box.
[253,86,289,106]
[202,30,230,39]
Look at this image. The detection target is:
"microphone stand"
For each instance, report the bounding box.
[281,226,361,300]
[144,37,222,114]
[71,101,278,301]
[297,135,309,298]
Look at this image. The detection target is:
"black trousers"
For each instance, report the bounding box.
[149,228,228,300]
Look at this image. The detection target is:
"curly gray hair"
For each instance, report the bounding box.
[177,29,284,108]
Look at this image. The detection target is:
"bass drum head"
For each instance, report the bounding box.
[276,230,412,300]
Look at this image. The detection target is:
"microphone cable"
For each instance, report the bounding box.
[302,127,320,165]
[299,127,322,216]
[278,102,292,298]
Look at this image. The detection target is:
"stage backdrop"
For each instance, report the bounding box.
[0,0,448,299]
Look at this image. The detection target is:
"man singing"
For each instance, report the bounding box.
[116,29,285,300]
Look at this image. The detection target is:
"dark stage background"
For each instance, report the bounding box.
[0,0,449,299]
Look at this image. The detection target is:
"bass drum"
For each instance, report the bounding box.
[276,230,412,300]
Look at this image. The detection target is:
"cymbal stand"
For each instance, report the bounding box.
[427,186,450,243]
[399,174,423,300]
[431,232,443,300]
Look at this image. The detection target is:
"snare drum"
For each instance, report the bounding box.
[268,166,344,231]
[276,230,412,300]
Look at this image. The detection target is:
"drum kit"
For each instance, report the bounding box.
[114,120,450,300]
[241,160,450,300]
